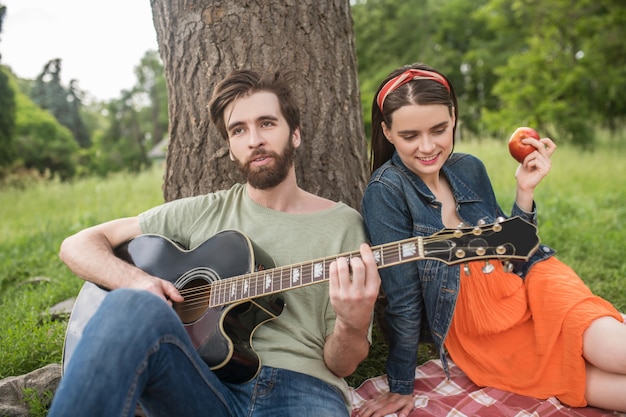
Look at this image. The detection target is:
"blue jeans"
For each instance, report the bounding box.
[49,289,349,417]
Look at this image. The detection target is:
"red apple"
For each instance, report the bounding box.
[508,127,540,163]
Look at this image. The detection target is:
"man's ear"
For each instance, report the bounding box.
[228,144,235,161]
[292,128,302,148]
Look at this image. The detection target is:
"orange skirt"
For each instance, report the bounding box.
[444,257,622,407]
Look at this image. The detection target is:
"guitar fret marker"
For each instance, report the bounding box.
[243,279,249,295]
[265,274,272,290]
[313,262,323,279]
[292,268,300,283]
[372,249,382,265]
[401,242,417,259]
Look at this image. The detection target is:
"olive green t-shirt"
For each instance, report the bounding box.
[139,183,369,406]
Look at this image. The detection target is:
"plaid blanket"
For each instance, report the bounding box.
[349,359,624,417]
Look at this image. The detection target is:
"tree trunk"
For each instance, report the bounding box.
[150,0,368,209]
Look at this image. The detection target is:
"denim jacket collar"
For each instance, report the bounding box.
[391,152,483,206]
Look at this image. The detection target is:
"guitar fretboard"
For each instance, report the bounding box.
[208,237,425,307]
[206,216,539,307]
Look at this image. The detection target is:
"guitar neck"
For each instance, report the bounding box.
[209,244,373,308]
[208,217,539,307]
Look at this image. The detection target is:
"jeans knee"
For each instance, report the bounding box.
[89,289,182,341]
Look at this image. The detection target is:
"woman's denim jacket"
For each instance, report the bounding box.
[361,152,554,395]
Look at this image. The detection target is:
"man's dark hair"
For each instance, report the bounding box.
[208,69,301,140]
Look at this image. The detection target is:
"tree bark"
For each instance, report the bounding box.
[150,0,368,209]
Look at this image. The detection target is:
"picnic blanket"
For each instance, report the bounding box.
[349,359,624,417]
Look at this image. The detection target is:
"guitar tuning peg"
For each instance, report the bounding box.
[482,260,495,274]
[477,219,486,226]
[463,263,471,276]
[503,261,514,273]
[496,216,505,223]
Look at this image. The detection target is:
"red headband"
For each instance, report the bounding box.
[376,69,451,110]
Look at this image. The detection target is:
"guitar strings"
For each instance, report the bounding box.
[173,228,503,313]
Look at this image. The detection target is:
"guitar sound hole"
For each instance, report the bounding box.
[174,277,212,324]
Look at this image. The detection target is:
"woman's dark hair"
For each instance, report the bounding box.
[370,63,458,172]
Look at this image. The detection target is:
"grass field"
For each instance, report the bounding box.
[0,167,166,379]
[1,139,624,392]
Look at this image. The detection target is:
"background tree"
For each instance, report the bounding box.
[352,0,438,137]
[2,0,625,183]
[30,59,91,148]
[150,0,369,208]
[134,50,168,150]
[6,69,79,180]
[0,3,17,169]
[95,90,152,175]
[353,0,626,146]
[78,51,166,177]
[0,66,15,169]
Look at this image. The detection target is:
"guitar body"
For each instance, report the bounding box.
[62,230,282,383]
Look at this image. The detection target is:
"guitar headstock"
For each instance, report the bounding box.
[426,217,540,265]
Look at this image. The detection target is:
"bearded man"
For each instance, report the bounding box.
[48,69,380,417]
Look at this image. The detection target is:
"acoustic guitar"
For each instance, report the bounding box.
[62,216,539,383]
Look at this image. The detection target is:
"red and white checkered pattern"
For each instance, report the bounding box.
[350,359,624,417]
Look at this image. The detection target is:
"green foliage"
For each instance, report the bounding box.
[478,0,608,146]
[93,96,151,175]
[0,68,80,181]
[0,2,6,33]
[0,65,16,167]
[13,86,79,180]
[1,51,167,179]
[352,0,626,146]
[352,0,439,137]
[135,50,169,147]
[30,59,91,147]
[85,50,168,176]
[3,0,624,179]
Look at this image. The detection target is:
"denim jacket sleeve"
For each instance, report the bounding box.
[362,179,424,395]
[511,201,537,225]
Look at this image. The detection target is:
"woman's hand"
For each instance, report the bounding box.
[355,391,415,417]
[514,137,556,211]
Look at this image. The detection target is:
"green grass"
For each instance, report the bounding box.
[1,141,625,391]
[0,166,166,378]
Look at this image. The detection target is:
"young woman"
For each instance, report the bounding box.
[358,63,626,417]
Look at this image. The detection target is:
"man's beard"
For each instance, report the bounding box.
[236,139,296,190]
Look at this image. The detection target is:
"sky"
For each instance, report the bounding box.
[1,0,159,101]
